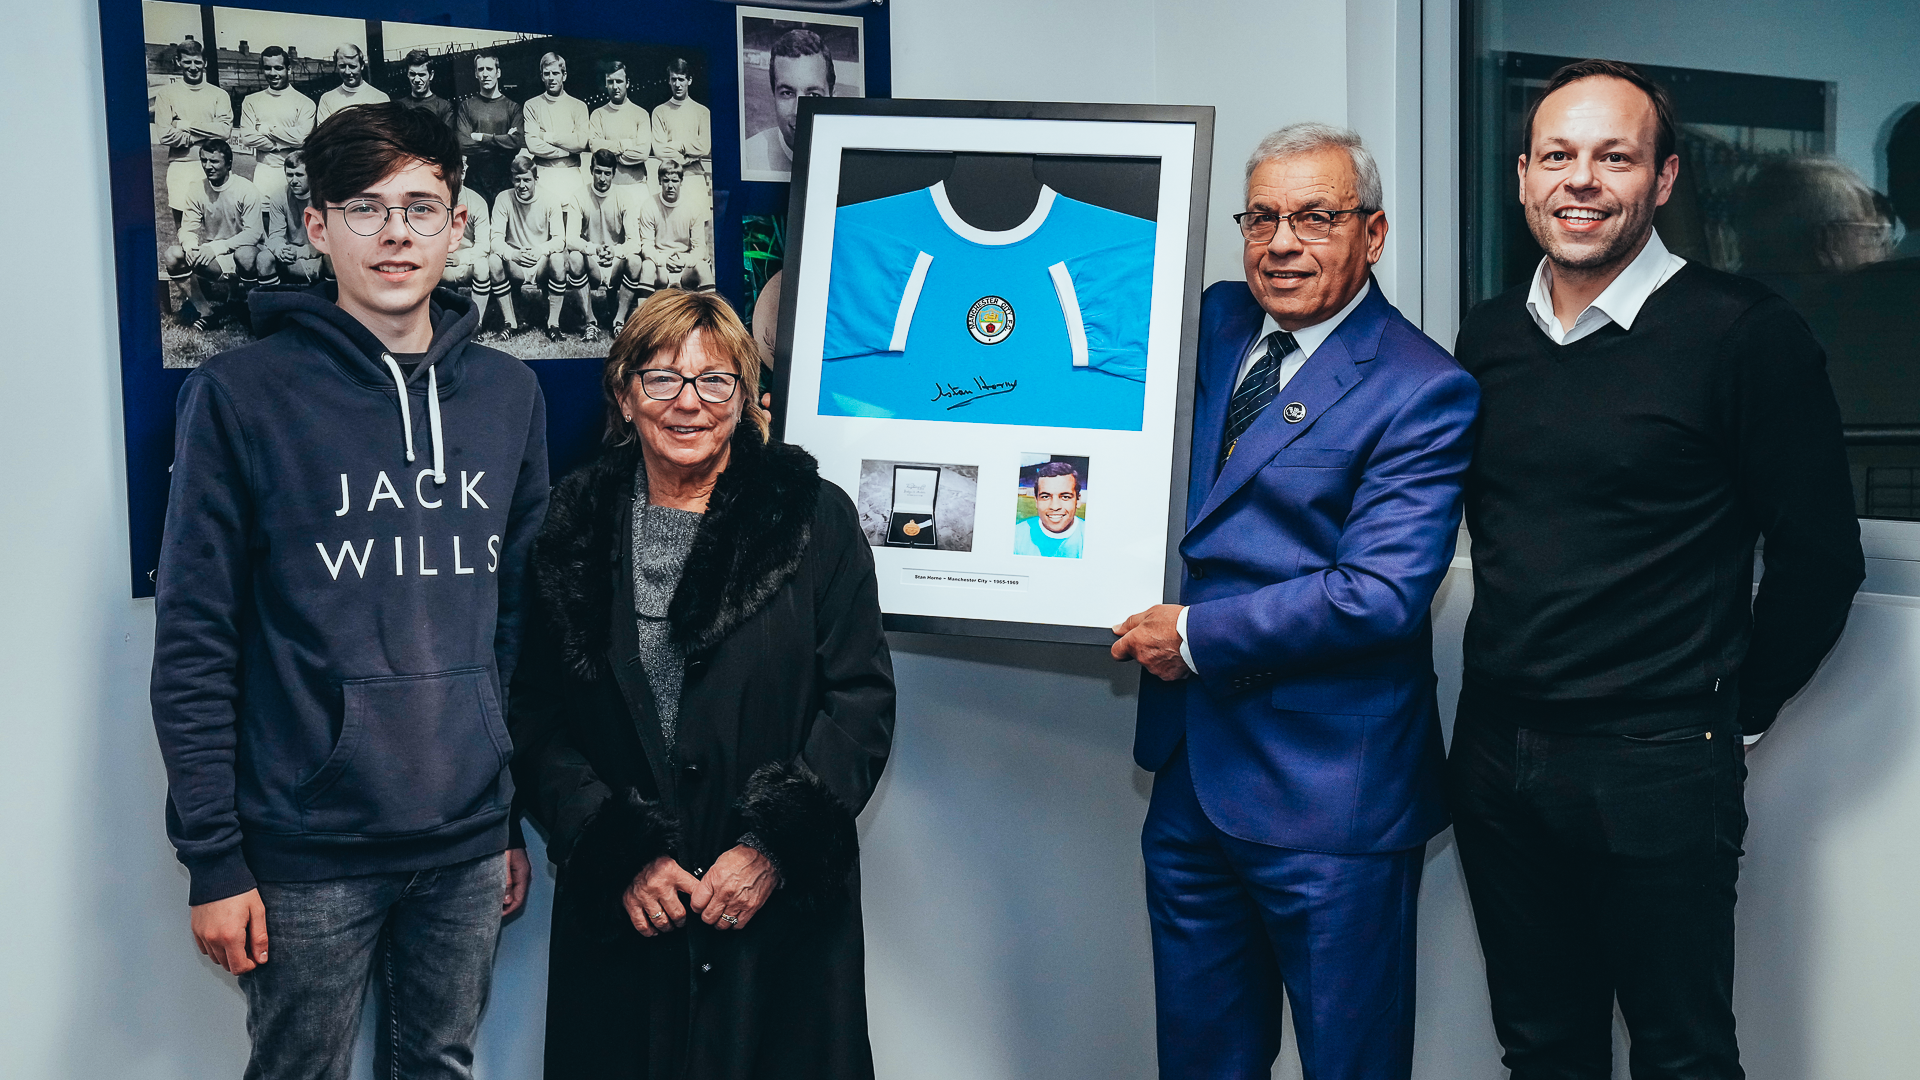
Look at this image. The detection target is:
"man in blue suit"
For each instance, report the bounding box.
[1112,123,1479,1080]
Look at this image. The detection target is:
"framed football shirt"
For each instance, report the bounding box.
[774,99,1212,645]
[820,183,1156,430]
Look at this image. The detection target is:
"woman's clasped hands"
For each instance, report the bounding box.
[622,846,777,937]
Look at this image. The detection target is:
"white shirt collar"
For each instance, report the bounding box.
[1237,281,1372,393]
[932,183,1056,245]
[1525,229,1686,345]
[1254,280,1371,363]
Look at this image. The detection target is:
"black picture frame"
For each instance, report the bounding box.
[771,97,1213,646]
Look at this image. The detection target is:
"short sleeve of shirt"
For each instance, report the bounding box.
[822,215,931,362]
[1051,229,1155,382]
[460,188,489,246]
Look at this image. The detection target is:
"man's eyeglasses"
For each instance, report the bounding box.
[1233,207,1372,243]
[634,369,740,404]
[328,199,454,237]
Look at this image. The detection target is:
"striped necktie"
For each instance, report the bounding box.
[1222,330,1300,465]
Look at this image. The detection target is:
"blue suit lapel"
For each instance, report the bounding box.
[1188,283,1392,533]
[1188,295,1264,528]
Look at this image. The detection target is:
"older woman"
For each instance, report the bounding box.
[509,289,894,1077]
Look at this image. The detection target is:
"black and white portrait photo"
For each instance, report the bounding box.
[735,6,863,183]
[141,2,713,366]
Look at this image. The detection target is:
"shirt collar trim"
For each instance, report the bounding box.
[931,183,1056,246]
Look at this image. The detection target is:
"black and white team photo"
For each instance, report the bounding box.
[143,2,715,366]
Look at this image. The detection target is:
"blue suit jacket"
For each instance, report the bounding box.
[1135,279,1478,854]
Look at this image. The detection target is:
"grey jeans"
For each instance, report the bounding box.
[239,853,504,1080]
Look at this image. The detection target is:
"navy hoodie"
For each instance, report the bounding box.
[152,284,550,905]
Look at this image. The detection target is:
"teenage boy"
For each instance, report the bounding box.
[151,101,548,1080]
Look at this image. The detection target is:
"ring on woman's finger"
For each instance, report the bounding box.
[649,910,668,922]
[720,912,739,925]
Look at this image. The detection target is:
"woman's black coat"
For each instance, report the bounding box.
[508,431,894,1079]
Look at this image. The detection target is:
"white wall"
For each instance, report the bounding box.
[0,4,198,1076]
[893,0,1356,290]
[9,1,1920,1078]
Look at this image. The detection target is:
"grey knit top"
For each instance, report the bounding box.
[632,464,702,750]
[628,460,782,875]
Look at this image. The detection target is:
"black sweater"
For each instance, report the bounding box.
[1456,263,1864,735]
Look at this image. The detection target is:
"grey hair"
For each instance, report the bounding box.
[1245,123,1383,211]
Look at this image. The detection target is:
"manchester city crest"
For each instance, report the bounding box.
[967,296,1014,345]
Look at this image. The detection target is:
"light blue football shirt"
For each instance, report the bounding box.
[1013,514,1085,558]
[820,183,1156,430]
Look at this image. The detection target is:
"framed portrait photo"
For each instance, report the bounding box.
[773,99,1214,645]
[735,4,864,184]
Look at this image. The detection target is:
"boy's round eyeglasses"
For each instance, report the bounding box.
[328,199,454,237]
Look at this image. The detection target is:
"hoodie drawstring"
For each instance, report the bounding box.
[381,354,414,464]
[381,353,446,484]
[425,365,445,484]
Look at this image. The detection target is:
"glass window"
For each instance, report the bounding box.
[1462,5,1920,520]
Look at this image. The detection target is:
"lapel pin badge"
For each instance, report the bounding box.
[1282,402,1307,423]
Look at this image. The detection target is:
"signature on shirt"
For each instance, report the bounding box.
[933,376,1019,409]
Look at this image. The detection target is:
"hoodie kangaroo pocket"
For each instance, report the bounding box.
[297,667,512,836]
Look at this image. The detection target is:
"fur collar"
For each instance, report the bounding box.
[534,430,821,681]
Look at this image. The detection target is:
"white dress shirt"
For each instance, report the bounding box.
[1232,280,1371,392]
[1523,228,1685,345]
[1174,282,1373,675]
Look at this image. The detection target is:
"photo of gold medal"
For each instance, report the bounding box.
[902,519,927,536]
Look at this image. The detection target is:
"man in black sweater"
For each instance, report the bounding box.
[1449,59,1864,1080]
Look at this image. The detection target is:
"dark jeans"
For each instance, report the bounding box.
[1446,686,1748,1080]
[239,854,504,1080]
